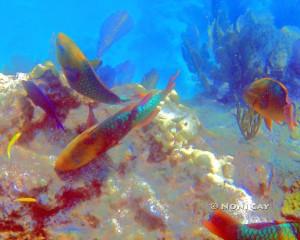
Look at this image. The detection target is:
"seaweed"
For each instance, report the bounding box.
[236,100,262,140]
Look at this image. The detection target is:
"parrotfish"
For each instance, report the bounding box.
[22,80,65,130]
[7,132,22,159]
[203,210,300,240]
[55,71,179,171]
[56,33,127,104]
[98,11,134,56]
[243,78,298,131]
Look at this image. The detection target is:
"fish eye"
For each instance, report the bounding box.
[57,44,65,53]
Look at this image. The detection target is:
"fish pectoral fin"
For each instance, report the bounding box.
[283,103,298,130]
[134,108,160,129]
[264,117,273,131]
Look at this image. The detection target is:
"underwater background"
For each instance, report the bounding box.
[0,0,300,239]
[2,0,300,97]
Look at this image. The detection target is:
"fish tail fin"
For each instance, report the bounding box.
[203,210,239,240]
[163,70,180,96]
[284,102,298,131]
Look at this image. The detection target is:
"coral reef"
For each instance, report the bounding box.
[281,192,300,219]
[0,73,255,239]
[0,70,298,239]
[281,179,300,220]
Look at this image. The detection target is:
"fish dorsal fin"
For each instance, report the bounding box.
[163,70,180,96]
[202,210,239,240]
[264,117,273,131]
[246,222,276,230]
[134,108,160,129]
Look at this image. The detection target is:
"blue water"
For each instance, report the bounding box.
[1,0,300,97]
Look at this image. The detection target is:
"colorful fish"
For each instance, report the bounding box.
[55,71,179,171]
[56,33,127,104]
[14,197,37,203]
[98,11,134,56]
[7,132,22,159]
[243,78,298,131]
[22,80,65,130]
[203,210,300,240]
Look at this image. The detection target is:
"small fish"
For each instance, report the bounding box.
[7,132,22,159]
[14,197,37,203]
[141,68,160,90]
[22,80,65,130]
[98,11,134,56]
[55,71,179,171]
[203,210,300,240]
[56,33,127,104]
[244,78,298,131]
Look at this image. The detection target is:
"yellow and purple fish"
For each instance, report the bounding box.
[204,210,300,240]
[56,33,127,104]
[7,132,22,159]
[244,78,298,131]
[55,71,179,171]
[22,80,65,130]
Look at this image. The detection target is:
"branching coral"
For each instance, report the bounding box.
[236,101,262,140]
[281,192,300,219]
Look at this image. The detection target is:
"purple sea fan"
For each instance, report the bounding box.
[289,39,300,76]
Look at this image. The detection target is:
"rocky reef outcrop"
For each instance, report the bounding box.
[0,68,257,239]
